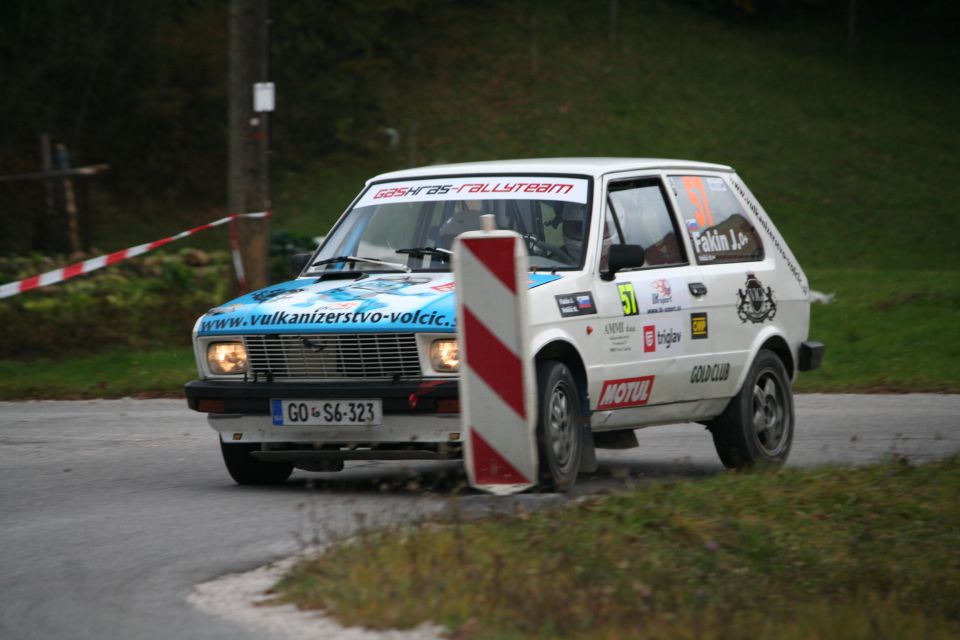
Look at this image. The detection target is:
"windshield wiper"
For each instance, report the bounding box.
[395,247,453,261]
[309,255,410,272]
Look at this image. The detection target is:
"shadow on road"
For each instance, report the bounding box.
[211,456,724,500]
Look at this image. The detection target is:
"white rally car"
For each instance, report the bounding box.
[186,158,823,490]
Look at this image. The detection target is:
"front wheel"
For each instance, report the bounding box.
[709,350,794,469]
[535,360,582,491]
[220,441,294,485]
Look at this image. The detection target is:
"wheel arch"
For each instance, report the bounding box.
[535,339,589,417]
[729,329,797,398]
[761,334,795,380]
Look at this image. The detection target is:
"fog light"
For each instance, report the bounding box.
[207,342,247,374]
[430,339,460,372]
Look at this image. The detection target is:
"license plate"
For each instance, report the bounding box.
[271,399,382,426]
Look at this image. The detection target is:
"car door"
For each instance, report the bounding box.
[665,172,773,399]
[591,173,713,427]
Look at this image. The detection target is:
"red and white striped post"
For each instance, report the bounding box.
[453,221,537,495]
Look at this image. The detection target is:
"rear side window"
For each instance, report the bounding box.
[669,175,764,264]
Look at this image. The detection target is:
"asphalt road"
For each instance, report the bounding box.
[1,395,958,640]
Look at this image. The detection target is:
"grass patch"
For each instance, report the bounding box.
[2,268,958,399]
[0,347,194,400]
[273,457,960,639]
[798,269,960,393]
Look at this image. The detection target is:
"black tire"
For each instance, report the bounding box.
[709,349,794,469]
[220,441,294,485]
[535,360,582,491]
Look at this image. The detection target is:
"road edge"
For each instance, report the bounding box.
[187,550,444,640]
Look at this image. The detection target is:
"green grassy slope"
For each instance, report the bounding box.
[274,1,960,273]
[266,1,960,393]
[8,1,959,396]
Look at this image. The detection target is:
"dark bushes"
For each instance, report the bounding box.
[0,249,234,358]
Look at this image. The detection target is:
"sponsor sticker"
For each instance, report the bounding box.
[730,177,808,296]
[603,319,637,353]
[618,282,639,316]
[555,291,596,318]
[642,323,682,353]
[250,287,304,303]
[356,176,590,207]
[656,327,682,350]
[643,277,689,314]
[597,375,655,410]
[691,312,708,339]
[643,325,655,353]
[707,177,727,191]
[431,281,456,292]
[650,278,672,305]
[303,300,362,312]
[691,227,752,258]
[200,307,456,332]
[736,273,777,323]
[691,362,731,383]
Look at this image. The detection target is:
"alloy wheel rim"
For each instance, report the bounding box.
[548,382,575,469]
[751,371,788,456]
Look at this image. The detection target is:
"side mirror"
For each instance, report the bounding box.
[602,244,645,281]
[290,252,312,276]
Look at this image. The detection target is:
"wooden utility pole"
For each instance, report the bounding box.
[40,134,55,230]
[55,143,82,254]
[229,0,270,291]
[609,0,619,46]
[847,0,858,61]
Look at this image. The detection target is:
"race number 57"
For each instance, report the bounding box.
[618,283,639,316]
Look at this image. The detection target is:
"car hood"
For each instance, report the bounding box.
[197,272,562,335]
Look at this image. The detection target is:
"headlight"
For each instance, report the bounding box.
[207,342,247,374]
[430,339,460,372]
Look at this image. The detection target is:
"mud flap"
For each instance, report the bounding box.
[578,420,598,473]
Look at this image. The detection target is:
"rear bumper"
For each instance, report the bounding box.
[798,341,825,372]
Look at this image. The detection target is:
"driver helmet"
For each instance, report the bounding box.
[560,202,586,262]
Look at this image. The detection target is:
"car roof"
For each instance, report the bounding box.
[368,157,734,183]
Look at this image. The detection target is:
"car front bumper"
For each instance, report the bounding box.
[184,378,462,446]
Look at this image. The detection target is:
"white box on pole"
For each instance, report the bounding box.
[253,82,275,112]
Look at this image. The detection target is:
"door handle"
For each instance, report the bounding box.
[689,282,707,296]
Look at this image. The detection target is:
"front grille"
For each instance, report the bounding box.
[244,333,421,380]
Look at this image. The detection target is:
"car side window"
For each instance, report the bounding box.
[669,175,765,264]
[607,179,687,267]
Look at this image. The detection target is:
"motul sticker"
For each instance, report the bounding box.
[597,375,655,410]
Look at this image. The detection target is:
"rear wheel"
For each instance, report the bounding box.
[535,360,582,491]
[709,350,794,469]
[220,441,294,485]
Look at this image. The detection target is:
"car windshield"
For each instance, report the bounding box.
[309,175,592,273]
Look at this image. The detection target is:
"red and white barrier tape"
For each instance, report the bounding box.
[0,211,270,299]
